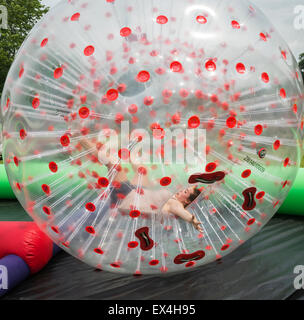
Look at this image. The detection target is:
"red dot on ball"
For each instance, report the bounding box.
[170,61,182,72]
[85,202,96,212]
[49,161,58,173]
[254,124,263,135]
[19,129,27,140]
[196,15,207,24]
[43,206,51,215]
[128,241,139,248]
[226,116,236,128]
[283,157,289,167]
[273,140,281,150]
[54,67,63,79]
[42,184,50,194]
[40,38,48,47]
[149,259,159,266]
[280,88,286,99]
[85,226,95,234]
[205,162,216,172]
[84,45,95,56]
[60,135,70,147]
[261,72,269,83]
[205,59,216,71]
[221,244,230,251]
[51,226,59,234]
[188,116,200,129]
[236,63,246,74]
[247,218,256,225]
[129,210,141,218]
[106,89,119,101]
[231,20,240,29]
[118,148,130,160]
[98,177,109,187]
[256,191,265,199]
[71,12,80,21]
[160,177,171,186]
[241,169,251,178]
[120,27,131,37]
[94,248,104,254]
[137,70,150,82]
[156,15,168,24]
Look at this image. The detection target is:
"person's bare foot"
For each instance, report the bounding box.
[191,215,203,233]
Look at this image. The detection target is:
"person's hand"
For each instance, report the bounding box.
[191,215,203,233]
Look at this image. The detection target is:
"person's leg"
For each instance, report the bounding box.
[129,161,151,187]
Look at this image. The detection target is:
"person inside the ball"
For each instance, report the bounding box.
[79,138,203,233]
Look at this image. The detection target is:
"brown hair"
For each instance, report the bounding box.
[184,188,201,208]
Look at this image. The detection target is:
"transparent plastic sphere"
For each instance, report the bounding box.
[1,0,304,275]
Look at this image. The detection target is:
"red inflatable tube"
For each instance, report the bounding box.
[0,222,54,274]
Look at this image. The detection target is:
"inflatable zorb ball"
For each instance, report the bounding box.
[1,0,304,275]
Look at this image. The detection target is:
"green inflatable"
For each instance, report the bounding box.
[0,164,15,199]
[0,163,303,216]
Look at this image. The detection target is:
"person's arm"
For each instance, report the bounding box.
[167,199,203,232]
[77,137,110,168]
[167,199,193,222]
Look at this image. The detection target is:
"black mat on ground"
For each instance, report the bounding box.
[1,201,304,300]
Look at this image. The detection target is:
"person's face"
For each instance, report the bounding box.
[175,186,196,205]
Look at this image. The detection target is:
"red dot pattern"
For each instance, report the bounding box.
[79,106,90,119]
[196,16,207,24]
[85,226,95,234]
[160,177,171,186]
[273,140,281,150]
[60,135,70,147]
[49,161,58,173]
[118,148,130,160]
[54,67,63,79]
[254,124,263,135]
[84,45,95,56]
[231,20,240,29]
[236,63,245,74]
[94,248,104,254]
[42,184,51,194]
[149,259,159,266]
[19,129,27,140]
[120,27,131,37]
[32,97,40,109]
[226,116,236,128]
[205,162,216,172]
[170,61,182,72]
[98,177,109,187]
[156,15,168,24]
[3,0,301,276]
[129,210,141,218]
[205,60,216,71]
[128,241,139,248]
[106,89,119,101]
[241,169,251,178]
[137,70,150,82]
[188,116,200,129]
[41,38,48,47]
[85,202,96,212]
[261,72,269,83]
[71,13,80,21]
